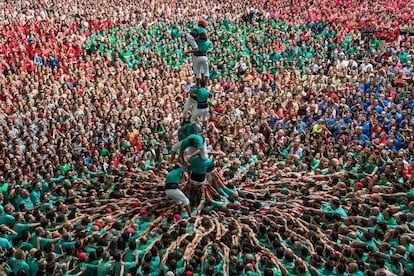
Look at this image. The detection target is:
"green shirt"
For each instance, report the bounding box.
[8,257,29,274]
[189,156,212,174]
[180,134,204,150]
[18,196,34,210]
[100,148,111,157]
[28,258,39,276]
[18,241,33,251]
[191,26,209,52]
[58,163,71,176]
[55,240,76,254]
[320,203,348,218]
[165,167,186,184]
[30,190,41,205]
[97,260,112,276]
[124,249,140,263]
[14,223,30,237]
[398,52,409,64]
[194,87,211,103]
[0,183,8,200]
[0,214,15,227]
[0,237,13,249]
[177,123,201,141]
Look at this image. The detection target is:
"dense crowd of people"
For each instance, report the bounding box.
[0,0,414,275]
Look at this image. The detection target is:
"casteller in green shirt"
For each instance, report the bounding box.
[188,156,213,174]
[194,87,211,103]
[165,166,186,185]
[180,134,204,150]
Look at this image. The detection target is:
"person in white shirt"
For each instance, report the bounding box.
[360,58,373,72]
[336,52,349,70]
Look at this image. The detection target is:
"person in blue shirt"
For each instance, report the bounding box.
[354,126,370,145]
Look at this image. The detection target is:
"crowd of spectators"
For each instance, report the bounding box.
[0,0,413,275]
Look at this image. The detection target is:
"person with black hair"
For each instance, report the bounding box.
[164,165,193,218]
[184,18,210,87]
[190,79,212,128]
[374,258,395,276]
[123,240,140,263]
[171,122,201,162]
[178,134,209,162]
[319,260,335,275]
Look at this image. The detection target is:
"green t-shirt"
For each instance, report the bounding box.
[97,260,112,276]
[80,261,98,276]
[383,217,397,228]
[18,241,33,251]
[0,182,8,200]
[18,196,34,210]
[194,87,211,103]
[0,214,16,227]
[188,156,212,174]
[58,163,71,175]
[165,167,186,184]
[30,190,41,205]
[191,26,209,52]
[14,223,30,237]
[56,240,77,254]
[310,159,320,170]
[124,249,140,263]
[370,39,380,49]
[8,257,29,274]
[29,234,52,250]
[364,164,377,174]
[178,123,201,141]
[282,260,295,275]
[320,203,348,218]
[0,237,13,249]
[180,134,204,150]
[27,258,39,276]
[100,148,111,157]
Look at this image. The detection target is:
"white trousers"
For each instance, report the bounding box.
[165,189,190,206]
[192,56,209,79]
[182,96,197,119]
[186,33,209,79]
[190,107,209,123]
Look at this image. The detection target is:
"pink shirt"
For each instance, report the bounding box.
[402,13,410,22]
